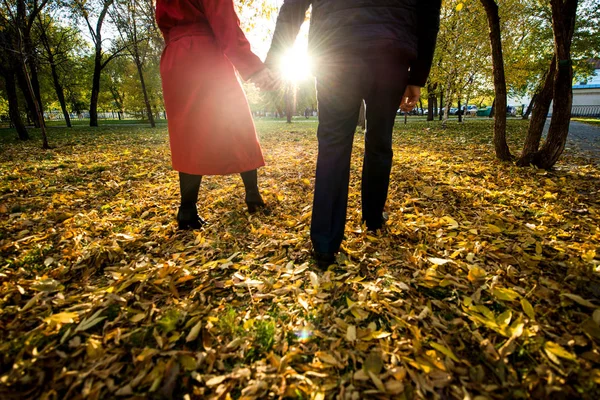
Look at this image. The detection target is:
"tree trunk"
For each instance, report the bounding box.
[442,76,452,129]
[427,94,435,121]
[419,98,424,116]
[15,67,40,127]
[489,98,495,118]
[24,37,44,123]
[522,92,537,120]
[438,88,444,121]
[465,92,472,119]
[458,98,463,123]
[529,0,578,169]
[517,58,556,166]
[4,70,29,140]
[480,0,511,161]
[38,17,71,127]
[90,50,102,127]
[358,100,366,129]
[21,57,49,148]
[49,60,72,128]
[134,56,155,128]
[285,84,295,123]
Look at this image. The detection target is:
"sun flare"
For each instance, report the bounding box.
[279,48,313,83]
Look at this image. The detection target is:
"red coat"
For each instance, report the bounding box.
[156,0,265,175]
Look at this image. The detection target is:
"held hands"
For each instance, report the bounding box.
[251,68,282,92]
[399,85,421,113]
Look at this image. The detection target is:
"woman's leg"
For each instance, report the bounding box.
[240,169,265,213]
[177,172,205,229]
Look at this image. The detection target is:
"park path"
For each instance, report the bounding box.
[545,120,600,159]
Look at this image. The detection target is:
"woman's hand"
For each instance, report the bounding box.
[251,68,282,91]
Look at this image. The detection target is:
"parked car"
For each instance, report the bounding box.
[476,107,493,117]
[466,105,478,116]
[442,107,458,115]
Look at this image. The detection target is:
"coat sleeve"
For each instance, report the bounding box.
[408,0,442,87]
[202,0,265,80]
[265,0,312,68]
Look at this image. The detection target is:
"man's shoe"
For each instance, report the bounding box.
[314,251,336,270]
[365,212,389,232]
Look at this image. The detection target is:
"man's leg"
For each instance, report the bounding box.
[362,58,410,230]
[311,65,364,256]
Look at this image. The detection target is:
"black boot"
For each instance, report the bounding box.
[177,205,206,230]
[177,172,206,229]
[241,169,266,214]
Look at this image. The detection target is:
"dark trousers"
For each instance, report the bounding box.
[310,53,410,254]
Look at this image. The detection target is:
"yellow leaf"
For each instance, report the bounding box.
[544,341,577,362]
[365,331,392,341]
[243,319,255,330]
[521,298,536,320]
[468,265,486,282]
[86,338,103,359]
[313,391,325,400]
[179,355,197,371]
[486,224,503,233]
[351,307,369,321]
[536,242,542,255]
[316,351,341,367]
[583,250,596,263]
[346,325,357,342]
[309,271,319,289]
[430,342,459,362]
[456,3,464,12]
[45,312,78,325]
[496,310,513,329]
[298,296,310,311]
[592,369,600,385]
[442,216,459,230]
[492,287,521,302]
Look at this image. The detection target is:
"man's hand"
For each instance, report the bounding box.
[251,68,281,92]
[399,85,421,113]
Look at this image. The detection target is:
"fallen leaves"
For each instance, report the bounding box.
[1,120,599,398]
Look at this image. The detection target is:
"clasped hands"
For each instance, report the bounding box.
[251,68,422,111]
[250,67,281,92]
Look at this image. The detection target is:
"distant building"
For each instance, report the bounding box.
[572,59,600,117]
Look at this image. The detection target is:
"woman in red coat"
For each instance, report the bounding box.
[156,0,277,229]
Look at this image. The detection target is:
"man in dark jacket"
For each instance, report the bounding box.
[266,0,442,269]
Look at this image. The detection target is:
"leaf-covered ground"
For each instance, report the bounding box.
[1,119,600,399]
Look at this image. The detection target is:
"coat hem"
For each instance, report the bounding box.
[173,161,266,176]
